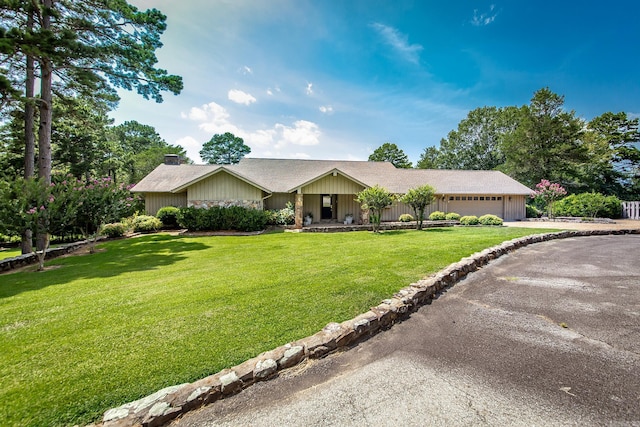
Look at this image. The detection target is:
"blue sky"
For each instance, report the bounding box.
[112,1,640,165]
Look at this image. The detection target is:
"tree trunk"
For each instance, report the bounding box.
[36,0,53,251]
[22,8,36,255]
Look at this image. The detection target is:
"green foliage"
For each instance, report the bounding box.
[177,206,269,232]
[460,215,480,225]
[420,106,512,170]
[399,213,414,222]
[479,214,503,226]
[400,184,436,230]
[156,206,180,229]
[554,193,622,218]
[356,185,396,232]
[445,212,461,221]
[200,132,251,165]
[132,215,161,233]
[368,142,412,168]
[267,202,295,226]
[101,223,127,238]
[526,204,542,218]
[429,211,446,221]
[531,179,567,218]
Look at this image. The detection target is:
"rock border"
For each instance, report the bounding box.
[0,240,90,273]
[96,229,640,427]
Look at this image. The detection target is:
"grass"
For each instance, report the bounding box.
[0,227,553,426]
[0,248,21,260]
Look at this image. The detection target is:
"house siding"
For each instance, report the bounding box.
[503,195,526,221]
[337,194,361,222]
[301,174,365,194]
[265,193,295,210]
[144,192,187,215]
[187,171,264,210]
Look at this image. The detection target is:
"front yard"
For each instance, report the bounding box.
[0,227,552,426]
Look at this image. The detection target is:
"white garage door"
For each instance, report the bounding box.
[447,195,503,218]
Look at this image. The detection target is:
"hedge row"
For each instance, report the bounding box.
[176,206,269,232]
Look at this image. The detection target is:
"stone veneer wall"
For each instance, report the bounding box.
[188,199,262,210]
[94,228,638,427]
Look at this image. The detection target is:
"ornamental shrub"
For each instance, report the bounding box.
[554,193,622,218]
[267,202,295,226]
[445,212,460,221]
[479,214,503,226]
[526,204,542,218]
[429,211,446,221]
[132,215,162,233]
[399,213,414,222]
[101,222,127,238]
[459,215,479,225]
[156,206,180,229]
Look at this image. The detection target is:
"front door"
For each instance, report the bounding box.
[321,194,332,220]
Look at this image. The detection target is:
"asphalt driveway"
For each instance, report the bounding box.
[173,234,640,426]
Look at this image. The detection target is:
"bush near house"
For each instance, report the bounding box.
[101,223,127,238]
[429,211,446,221]
[460,215,480,225]
[554,193,622,218]
[399,213,414,222]
[132,215,162,233]
[445,212,461,221]
[267,202,295,226]
[479,214,503,226]
[526,204,542,218]
[177,206,269,232]
[156,206,181,229]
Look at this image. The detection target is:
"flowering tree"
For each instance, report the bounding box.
[356,185,396,233]
[532,179,567,219]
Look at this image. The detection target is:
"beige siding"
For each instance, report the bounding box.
[144,192,187,215]
[188,171,263,201]
[337,194,361,222]
[301,174,365,194]
[265,193,295,210]
[503,195,526,221]
[446,195,503,218]
[303,194,321,222]
[382,201,440,221]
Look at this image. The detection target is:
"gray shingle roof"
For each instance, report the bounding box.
[131,158,532,195]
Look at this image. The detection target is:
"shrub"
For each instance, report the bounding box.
[156,206,181,229]
[429,211,446,221]
[459,215,479,225]
[479,214,503,226]
[177,206,269,232]
[0,233,21,244]
[267,202,295,226]
[526,204,541,218]
[101,222,127,238]
[132,215,162,233]
[399,213,414,222]
[554,193,622,218]
[445,212,460,221]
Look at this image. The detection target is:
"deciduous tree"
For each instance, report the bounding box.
[356,185,396,233]
[401,184,436,230]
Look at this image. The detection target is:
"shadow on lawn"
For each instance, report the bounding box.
[0,234,209,299]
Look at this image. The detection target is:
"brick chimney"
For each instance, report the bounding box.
[164,154,180,165]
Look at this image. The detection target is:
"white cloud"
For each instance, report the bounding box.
[275,120,321,148]
[471,5,498,26]
[174,135,202,163]
[242,65,252,74]
[306,82,314,95]
[182,102,322,157]
[370,22,423,64]
[319,105,333,114]
[228,89,257,105]
[267,89,273,96]
[290,152,311,159]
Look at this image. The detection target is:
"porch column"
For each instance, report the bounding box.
[294,192,304,229]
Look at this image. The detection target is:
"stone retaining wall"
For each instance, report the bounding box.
[0,241,88,272]
[302,220,457,233]
[98,229,640,427]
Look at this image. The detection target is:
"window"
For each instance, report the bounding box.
[449,196,454,201]
[455,196,461,201]
[480,196,485,201]
[497,196,502,201]
[474,196,479,201]
[491,196,497,201]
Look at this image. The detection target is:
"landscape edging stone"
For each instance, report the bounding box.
[92,228,640,427]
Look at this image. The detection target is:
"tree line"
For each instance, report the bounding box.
[370,88,640,200]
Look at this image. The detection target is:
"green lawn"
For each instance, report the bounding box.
[0,248,21,260]
[0,227,553,426]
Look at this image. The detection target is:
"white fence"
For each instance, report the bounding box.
[622,201,640,220]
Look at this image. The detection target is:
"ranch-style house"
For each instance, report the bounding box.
[132,155,532,228]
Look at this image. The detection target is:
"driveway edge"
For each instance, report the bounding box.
[97,228,640,427]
